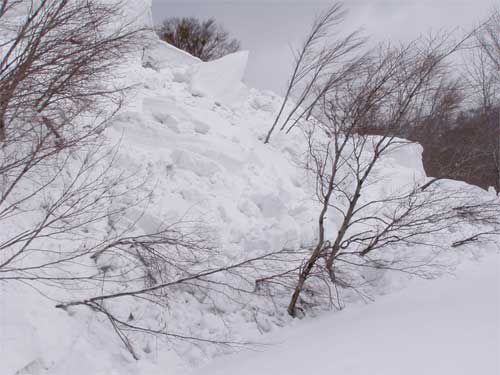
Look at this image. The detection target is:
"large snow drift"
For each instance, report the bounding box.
[1,2,498,375]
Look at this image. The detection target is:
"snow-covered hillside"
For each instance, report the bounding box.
[1,2,499,375]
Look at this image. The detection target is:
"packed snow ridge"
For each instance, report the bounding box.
[1,2,498,375]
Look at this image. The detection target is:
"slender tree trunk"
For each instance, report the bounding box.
[287,245,322,316]
[287,232,325,316]
[265,94,290,144]
[0,115,4,142]
[288,162,337,316]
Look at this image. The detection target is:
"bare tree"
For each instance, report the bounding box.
[373,10,500,194]
[419,8,500,193]
[477,8,500,74]
[278,33,499,317]
[0,0,144,142]
[264,3,365,144]
[469,8,500,191]
[156,17,240,61]
[0,0,146,272]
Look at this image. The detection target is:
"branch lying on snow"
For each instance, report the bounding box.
[81,301,252,361]
[451,231,500,248]
[56,250,288,308]
[55,249,288,359]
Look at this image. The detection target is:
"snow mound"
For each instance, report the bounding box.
[1,1,499,375]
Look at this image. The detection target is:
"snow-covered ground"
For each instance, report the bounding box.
[194,254,500,375]
[1,2,499,374]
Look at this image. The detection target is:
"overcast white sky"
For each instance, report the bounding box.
[151,0,495,94]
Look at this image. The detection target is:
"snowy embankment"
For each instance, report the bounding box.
[194,254,499,375]
[1,2,499,374]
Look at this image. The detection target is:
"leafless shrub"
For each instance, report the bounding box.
[0,0,146,276]
[262,29,500,317]
[55,240,295,359]
[0,0,144,143]
[406,9,500,192]
[468,8,500,191]
[156,17,240,61]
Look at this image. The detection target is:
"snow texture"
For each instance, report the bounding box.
[1,1,499,375]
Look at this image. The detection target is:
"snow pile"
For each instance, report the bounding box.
[110,43,323,262]
[1,3,499,375]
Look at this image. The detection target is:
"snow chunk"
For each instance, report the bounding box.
[171,150,221,177]
[188,51,250,106]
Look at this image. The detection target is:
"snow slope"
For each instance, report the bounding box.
[194,254,500,375]
[1,2,499,375]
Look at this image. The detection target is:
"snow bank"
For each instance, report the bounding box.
[1,1,498,374]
